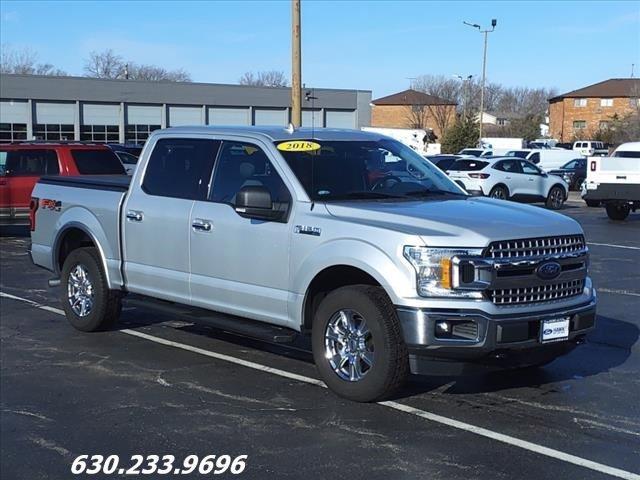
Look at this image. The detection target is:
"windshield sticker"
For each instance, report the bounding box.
[277,141,321,152]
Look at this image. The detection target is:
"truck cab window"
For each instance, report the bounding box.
[210,141,290,205]
[142,138,220,200]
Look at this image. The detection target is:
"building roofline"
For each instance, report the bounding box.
[549,78,640,101]
[0,73,372,94]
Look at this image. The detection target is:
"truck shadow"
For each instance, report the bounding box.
[119,308,637,400]
[399,315,638,398]
[0,226,30,237]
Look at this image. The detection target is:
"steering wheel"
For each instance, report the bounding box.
[372,175,402,191]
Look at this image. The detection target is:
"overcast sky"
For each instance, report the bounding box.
[1,0,639,97]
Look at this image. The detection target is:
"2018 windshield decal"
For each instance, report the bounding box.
[277,141,321,152]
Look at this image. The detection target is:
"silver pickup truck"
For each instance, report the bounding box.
[30,127,596,402]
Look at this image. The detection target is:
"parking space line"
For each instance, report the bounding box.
[597,288,640,298]
[588,242,640,251]
[2,290,639,480]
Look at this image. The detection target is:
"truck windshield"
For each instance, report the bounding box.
[276,139,466,201]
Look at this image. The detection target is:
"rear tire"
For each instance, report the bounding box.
[312,285,408,402]
[60,247,122,332]
[489,185,508,200]
[606,203,630,221]
[546,185,565,210]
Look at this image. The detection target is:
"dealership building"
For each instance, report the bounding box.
[0,74,372,144]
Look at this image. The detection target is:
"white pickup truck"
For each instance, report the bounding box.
[582,142,640,220]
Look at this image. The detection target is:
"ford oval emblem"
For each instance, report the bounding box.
[537,261,561,280]
[543,329,553,335]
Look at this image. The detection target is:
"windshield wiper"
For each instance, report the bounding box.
[321,191,407,201]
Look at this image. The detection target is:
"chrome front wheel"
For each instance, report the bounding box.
[67,264,94,317]
[324,309,374,382]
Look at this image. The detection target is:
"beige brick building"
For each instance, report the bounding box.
[371,89,457,139]
[549,78,640,142]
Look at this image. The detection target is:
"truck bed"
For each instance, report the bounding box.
[31,175,130,287]
[39,175,131,192]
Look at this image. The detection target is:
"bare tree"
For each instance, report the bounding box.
[1,44,66,76]
[405,104,430,130]
[239,70,288,87]
[83,49,125,79]
[82,49,191,82]
[127,63,191,82]
[427,104,456,138]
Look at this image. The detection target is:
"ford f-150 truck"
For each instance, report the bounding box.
[30,127,597,402]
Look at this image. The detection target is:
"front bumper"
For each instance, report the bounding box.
[397,297,596,375]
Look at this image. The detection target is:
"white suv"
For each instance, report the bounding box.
[448,157,568,209]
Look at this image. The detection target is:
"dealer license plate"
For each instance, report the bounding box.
[540,317,570,343]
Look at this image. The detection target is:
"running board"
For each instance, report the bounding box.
[124,296,299,344]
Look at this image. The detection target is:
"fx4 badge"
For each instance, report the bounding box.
[294,225,321,236]
[41,199,62,212]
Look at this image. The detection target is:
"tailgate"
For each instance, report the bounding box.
[586,157,640,184]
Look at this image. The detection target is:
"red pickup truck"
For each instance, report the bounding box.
[0,143,125,226]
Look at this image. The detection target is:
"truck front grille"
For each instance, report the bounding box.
[489,279,585,306]
[487,235,585,259]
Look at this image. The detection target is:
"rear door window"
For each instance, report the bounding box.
[4,149,59,176]
[142,138,221,200]
[71,149,126,175]
[449,160,488,171]
[494,160,521,173]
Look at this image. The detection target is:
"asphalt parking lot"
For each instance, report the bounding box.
[1,194,639,480]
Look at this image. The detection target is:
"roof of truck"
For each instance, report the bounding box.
[157,126,388,142]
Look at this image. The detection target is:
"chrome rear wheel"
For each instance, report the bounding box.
[67,264,95,317]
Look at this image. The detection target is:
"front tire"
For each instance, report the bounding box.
[546,185,565,210]
[606,203,630,221]
[60,247,122,332]
[312,285,408,402]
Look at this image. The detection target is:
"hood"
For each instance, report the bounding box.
[324,197,582,247]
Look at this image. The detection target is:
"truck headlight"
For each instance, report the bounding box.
[403,246,484,298]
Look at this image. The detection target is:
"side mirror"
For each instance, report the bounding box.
[235,185,285,221]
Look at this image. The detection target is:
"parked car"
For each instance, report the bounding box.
[573,141,608,157]
[447,157,568,209]
[30,127,595,402]
[505,148,582,171]
[107,144,142,175]
[582,142,640,219]
[548,158,587,191]
[0,142,125,226]
[106,143,143,157]
[555,142,573,150]
[457,148,489,157]
[425,154,462,172]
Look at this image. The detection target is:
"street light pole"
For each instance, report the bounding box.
[464,19,497,146]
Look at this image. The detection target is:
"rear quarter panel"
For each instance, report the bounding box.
[31,182,126,288]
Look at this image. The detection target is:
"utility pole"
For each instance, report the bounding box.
[464,19,497,146]
[291,0,302,128]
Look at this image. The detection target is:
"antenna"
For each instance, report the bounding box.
[305,88,318,136]
[632,63,636,78]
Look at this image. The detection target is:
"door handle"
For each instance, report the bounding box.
[192,218,212,232]
[528,178,535,182]
[505,176,511,180]
[126,210,143,222]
